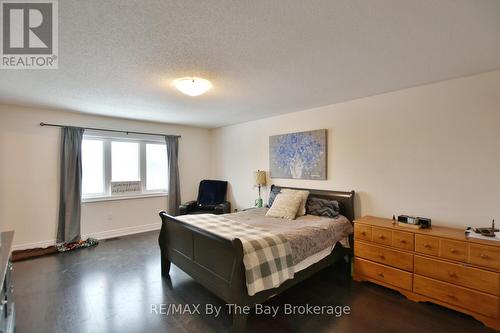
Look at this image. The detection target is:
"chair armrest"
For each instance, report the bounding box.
[214,201,231,215]
[179,200,197,215]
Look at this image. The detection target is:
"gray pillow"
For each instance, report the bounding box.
[306,197,340,218]
[267,187,281,207]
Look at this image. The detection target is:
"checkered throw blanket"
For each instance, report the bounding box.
[176,214,295,296]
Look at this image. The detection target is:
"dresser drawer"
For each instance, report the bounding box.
[414,275,499,319]
[392,230,414,251]
[414,255,499,295]
[5,261,13,316]
[354,224,372,242]
[355,241,413,271]
[355,257,413,291]
[468,243,500,271]
[415,234,440,256]
[0,289,5,333]
[4,260,12,291]
[440,239,467,262]
[372,227,392,246]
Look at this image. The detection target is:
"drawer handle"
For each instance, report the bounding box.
[424,243,432,249]
[378,235,385,240]
[480,253,489,259]
[361,231,366,236]
[448,271,457,278]
[379,255,386,260]
[450,248,458,254]
[399,239,407,244]
[447,293,456,299]
[377,272,385,278]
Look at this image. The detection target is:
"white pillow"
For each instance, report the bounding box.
[265,193,302,220]
[281,189,310,216]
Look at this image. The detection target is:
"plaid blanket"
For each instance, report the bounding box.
[176,214,294,296]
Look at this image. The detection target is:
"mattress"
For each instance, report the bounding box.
[228,208,353,266]
[294,245,338,272]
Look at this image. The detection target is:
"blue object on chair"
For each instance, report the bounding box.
[179,180,231,215]
[198,180,228,206]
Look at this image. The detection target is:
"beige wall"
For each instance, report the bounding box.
[212,70,500,228]
[1,70,499,248]
[0,105,212,248]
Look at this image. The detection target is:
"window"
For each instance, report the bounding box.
[81,133,168,201]
[111,141,139,182]
[146,143,168,191]
[82,139,104,195]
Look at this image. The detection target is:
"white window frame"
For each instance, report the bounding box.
[82,130,168,202]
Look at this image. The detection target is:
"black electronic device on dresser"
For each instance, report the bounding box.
[0,231,15,333]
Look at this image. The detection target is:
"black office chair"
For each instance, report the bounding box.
[179,180,231,215]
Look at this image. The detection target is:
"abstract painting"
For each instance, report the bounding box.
[269,129,327,180]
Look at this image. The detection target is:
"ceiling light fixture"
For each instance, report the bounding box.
[173,77,212,96]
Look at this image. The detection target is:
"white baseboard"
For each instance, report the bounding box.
[12,222,161,251]
[84,222,161,240]
[12,239,55,251]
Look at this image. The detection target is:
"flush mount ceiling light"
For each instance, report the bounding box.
[173,77,212,96]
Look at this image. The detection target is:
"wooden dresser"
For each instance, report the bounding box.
[353,216,499,330]
[0,231,15,333]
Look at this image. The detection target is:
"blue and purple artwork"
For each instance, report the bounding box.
[269,129,327,180]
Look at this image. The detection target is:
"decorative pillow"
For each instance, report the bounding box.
[267,187,281,207]
[306,197,340,218]
[281,189,309,216]
[266,193,302,220]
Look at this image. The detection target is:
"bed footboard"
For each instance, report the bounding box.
[158,211,246,303]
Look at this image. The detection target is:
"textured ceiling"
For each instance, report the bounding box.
[1,0,500,128]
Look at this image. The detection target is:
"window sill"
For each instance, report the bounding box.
[82,192,168,203]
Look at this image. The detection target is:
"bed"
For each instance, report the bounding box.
[158,185,355,331]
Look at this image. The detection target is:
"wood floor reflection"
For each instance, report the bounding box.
[13,231,496,333]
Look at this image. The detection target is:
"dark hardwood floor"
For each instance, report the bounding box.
[14,231,496,333]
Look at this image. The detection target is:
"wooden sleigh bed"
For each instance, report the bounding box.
[158,185,355,332]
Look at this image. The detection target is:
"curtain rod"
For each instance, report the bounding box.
[39,122,181,138]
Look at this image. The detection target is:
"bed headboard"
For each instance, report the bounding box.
[270,185,355,223]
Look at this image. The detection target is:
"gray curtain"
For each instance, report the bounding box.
[57,127,84,244]
[165,135,180,216]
